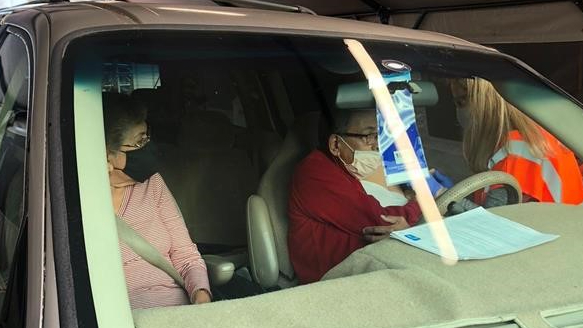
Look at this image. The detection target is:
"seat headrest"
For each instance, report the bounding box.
[1,58,29,111]
[130,88,167,114]
[290,111,320,151]
[7,117,26,137]
[336,81,439,109]
[179,110,235,149]
[131,88,160,102]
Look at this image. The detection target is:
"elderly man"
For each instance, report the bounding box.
[287,109,424,284]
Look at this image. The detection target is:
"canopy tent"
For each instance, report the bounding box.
[267,0,583,43]
[268,0,583,100]
[3,0,582,98]
[5,0,582,44]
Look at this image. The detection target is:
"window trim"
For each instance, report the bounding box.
[50,35,100,328]
[54,34,134,328]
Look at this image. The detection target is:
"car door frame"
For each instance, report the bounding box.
[0,19,46,328]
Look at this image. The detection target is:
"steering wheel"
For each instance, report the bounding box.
[435,171,522,215]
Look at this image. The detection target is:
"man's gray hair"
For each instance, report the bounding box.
[318,109,373,150]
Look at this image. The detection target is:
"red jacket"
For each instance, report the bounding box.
[288,150,422,284]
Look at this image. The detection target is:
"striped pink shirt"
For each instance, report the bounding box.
[117,173,210,309]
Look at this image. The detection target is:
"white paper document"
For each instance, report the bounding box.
[390,207,559,260]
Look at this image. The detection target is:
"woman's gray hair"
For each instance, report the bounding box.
[102,92,148,152]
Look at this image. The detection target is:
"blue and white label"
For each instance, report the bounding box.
[378,71,429,185]
[404,234,421,241]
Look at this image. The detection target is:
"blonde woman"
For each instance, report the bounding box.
[451,77,583,205]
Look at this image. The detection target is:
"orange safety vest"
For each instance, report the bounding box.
[488,130,583,204]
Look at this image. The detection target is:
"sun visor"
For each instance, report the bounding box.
[336,81,438,109]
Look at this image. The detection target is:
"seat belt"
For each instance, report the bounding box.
[115,215,185,288]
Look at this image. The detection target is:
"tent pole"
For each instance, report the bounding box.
[412,11,428,29]
[358,0,390,24]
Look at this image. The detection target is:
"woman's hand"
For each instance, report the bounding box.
[192,289,211,304]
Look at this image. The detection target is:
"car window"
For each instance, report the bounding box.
[63,31,583,323]
[0,30,29,328]
[490,42,583,103]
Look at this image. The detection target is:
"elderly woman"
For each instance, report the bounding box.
[103,93,211,309]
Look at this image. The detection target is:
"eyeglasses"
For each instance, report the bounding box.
[122,127,151,149]
[340,132,378,145]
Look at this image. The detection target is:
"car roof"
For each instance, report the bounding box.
[3,1,492,51]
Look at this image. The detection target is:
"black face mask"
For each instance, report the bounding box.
[122,142,159,183]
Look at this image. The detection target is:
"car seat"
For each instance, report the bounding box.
[246,112,319,289]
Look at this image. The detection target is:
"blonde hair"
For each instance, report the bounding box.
[453,77,549,172]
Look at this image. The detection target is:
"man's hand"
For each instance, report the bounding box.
[430,169,454,189]
[426,173,447,197]
[192,289,211,304]
[362,216,409,243]
[362,226,393,243]
[381,215,410,230]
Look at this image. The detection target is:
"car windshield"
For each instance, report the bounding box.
[62,30,583,324]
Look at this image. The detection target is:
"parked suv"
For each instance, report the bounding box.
[1,1,583,328]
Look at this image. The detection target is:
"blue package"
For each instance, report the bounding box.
[377,72,429,185]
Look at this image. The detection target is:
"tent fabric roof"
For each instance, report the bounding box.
[267,0,574,16]
[270,0,583,43]
[389,1,583,43]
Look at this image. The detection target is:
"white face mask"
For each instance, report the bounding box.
[338,136,383,180]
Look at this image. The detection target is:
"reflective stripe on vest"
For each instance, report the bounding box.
[488,140,562,203]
